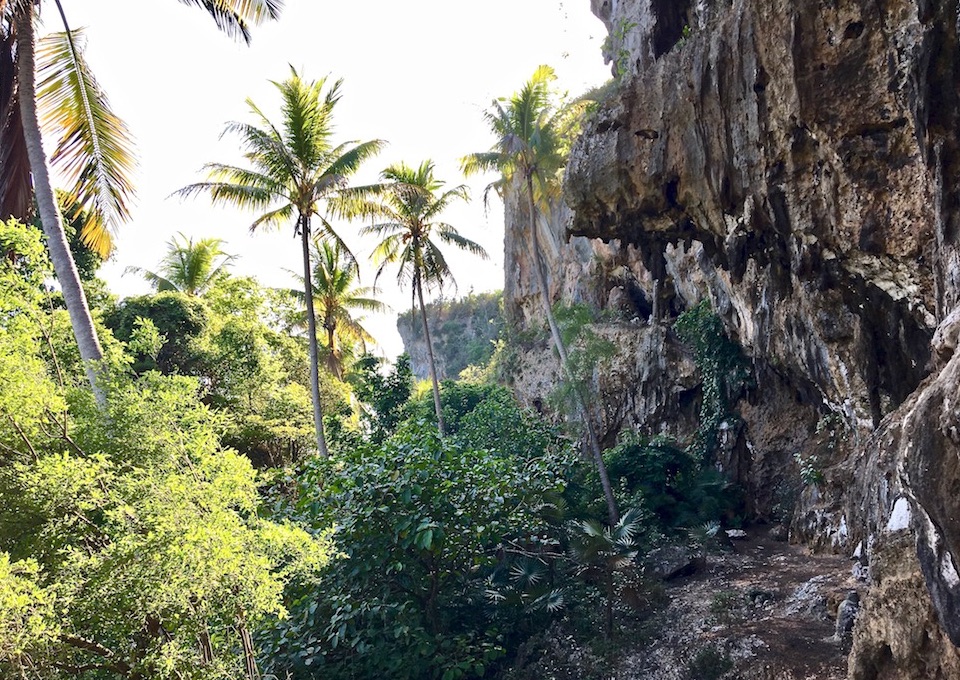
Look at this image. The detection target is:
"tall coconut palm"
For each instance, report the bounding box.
[461,65,620,525]
[283,239,386,380]
[363,160,486,436]
[177,69,384,457]
[1,0,281,398]
[126,232,236,296]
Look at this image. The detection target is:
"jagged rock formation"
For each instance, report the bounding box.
[504,0,960,676]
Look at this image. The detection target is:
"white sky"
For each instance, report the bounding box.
[49,0,610,360]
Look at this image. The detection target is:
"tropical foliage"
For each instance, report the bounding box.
[125,232,235,296]
[0,0,282,399]
[365,160,486,435]
[462,66,619,525]
[282,239,385,379]
[179,68,384,457]
[0,217,331,680]
[0,39,750,679]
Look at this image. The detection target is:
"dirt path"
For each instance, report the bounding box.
[622,528,860,680]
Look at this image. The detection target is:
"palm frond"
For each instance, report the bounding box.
[175,0,283,45]
[435,225,488,259]
[37,28,137,258]
[249,202,295,232]
[123,265,177,293]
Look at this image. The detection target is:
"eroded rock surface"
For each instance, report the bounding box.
[504,0,960,676]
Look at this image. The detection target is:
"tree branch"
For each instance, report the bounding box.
[58,634,130,675]
[7,415,38,461]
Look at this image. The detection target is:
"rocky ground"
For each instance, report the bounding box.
[623,527,859,680]
[512,525,861,680]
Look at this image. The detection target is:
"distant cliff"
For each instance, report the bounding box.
[396,292,503,381]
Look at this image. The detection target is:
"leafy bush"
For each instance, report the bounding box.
[595,434,737,534]
[686,645,733,680]
[261,392,577,680]
[105,291,209,375]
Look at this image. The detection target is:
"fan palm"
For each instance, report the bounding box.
[461,65,620,525]
[177,69,384,457]
[283,239,385,380]
[1,0,281,398]
[125,232,236,296]
[363,160,486,436]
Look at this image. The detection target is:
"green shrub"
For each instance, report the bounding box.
[594,434,738,534]
[673,301,750,462]
[261,395,577,680]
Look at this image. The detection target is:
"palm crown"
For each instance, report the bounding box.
[284,239,385,378]
[461,65,576,210]
[125,232,235,296]
[364,160,485,302]
[179,68,384,250]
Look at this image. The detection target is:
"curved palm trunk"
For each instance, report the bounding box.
[416,279,446,436]
[325,324,342,380]
[300,215,329,457]
[16,7,105,402]
[525,176,619,525]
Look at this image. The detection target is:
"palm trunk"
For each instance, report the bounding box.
[326,324,342,380]
[300,215,329,457]
[525,175,619,525]
[417,278,446,436]
[16,7,104,402]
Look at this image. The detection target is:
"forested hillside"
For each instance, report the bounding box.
[397,291,504,381]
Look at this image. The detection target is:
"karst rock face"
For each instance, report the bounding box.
[504,0,960,676]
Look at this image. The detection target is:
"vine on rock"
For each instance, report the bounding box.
[673,301,750,463]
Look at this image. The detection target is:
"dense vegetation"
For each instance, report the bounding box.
[0,214,744,679]
[0,28,746,675]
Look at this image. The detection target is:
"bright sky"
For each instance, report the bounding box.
[53,0,610,360]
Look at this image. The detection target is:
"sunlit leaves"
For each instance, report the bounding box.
[36,29,136,258]
[126,232,236,296]
[0,554,57,673]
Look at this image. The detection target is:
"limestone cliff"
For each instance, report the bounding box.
[397,292,503,381]
[504,0,960,676]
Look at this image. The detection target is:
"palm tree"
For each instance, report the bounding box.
[363,160,486,436]
[177,69,384,457]
[125,232,236,296]
[1,0,281,398]
[461,65,620,525]
[283,239,386,380]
